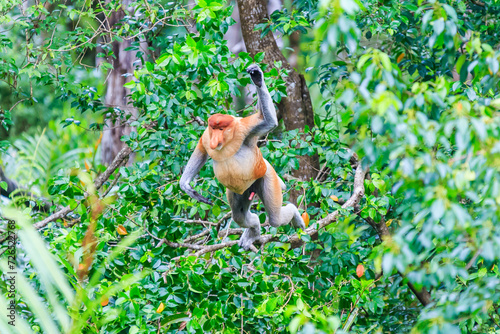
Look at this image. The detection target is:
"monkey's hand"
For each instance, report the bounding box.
[246,64,263,88]
[180,184,213,205]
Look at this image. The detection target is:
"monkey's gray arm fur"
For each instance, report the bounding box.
[180,147,212,205]
[246,64,278,137]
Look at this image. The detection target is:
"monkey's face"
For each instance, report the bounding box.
[246,64,263,87]
[208,114,235,150]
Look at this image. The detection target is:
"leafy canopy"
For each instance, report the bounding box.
[0,0,499,333]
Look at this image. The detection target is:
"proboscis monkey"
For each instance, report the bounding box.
[180,64,305,250]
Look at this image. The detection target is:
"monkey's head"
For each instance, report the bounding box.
[208,114,235,150]
[246,64,263,88]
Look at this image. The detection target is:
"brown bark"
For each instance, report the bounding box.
[288,30,300,69]
[226,0,283,54]
[237,0,319,205]
[100,0,137,165]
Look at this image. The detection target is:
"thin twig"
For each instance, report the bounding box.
[465,248,482,270]
[32,145,132,230]
[165,157,368,264]
[171,218,218,226]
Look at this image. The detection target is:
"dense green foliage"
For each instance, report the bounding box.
[0,0,499,333]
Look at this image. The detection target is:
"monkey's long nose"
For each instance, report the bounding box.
[210,131,223,150]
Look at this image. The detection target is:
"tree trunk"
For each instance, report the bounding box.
[288,30,300,69]
[225,0,283,108]
[237,0,319,205]
[226,0,283,54]
[100,0,137,165]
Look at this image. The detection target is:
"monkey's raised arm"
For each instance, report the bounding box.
[246,65,278,137]
[179,141,212,205]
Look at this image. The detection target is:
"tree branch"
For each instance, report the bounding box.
[95,146,132,190]
[168,159,368,262]
[31,145,132,230]
[167,154,433,308]
[32,205,73,230]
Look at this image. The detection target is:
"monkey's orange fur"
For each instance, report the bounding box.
[199,113,267,194]
[180,64,306,251]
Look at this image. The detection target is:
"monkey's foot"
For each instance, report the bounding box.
[292,215,306,230]
[238,228,261,251]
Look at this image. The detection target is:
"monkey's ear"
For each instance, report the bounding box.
[246,64,263,87]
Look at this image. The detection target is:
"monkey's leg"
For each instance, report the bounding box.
[227,189,261,251]
[257,167,306,230]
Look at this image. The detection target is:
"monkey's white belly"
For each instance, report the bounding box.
[212,149,265,194]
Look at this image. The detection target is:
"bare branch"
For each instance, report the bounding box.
[167,158,369,259]
[32,206,73,230]
[466,248,482,270]
[164,240,205,251]
[184,229,212,243]
[218,228,244,238]
[171,219,218,226]
[169,241,240,263]
[31,145,132,230]
[95,146,132,190]
[192,241,239,257]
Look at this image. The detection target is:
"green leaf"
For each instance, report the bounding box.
[456,54,466,74]
[123,81,136,88]
[254,52,265,62]
[431,199,445,220]
[433,18,445,35]
[296,298,304,310]
[186,35,196,48]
